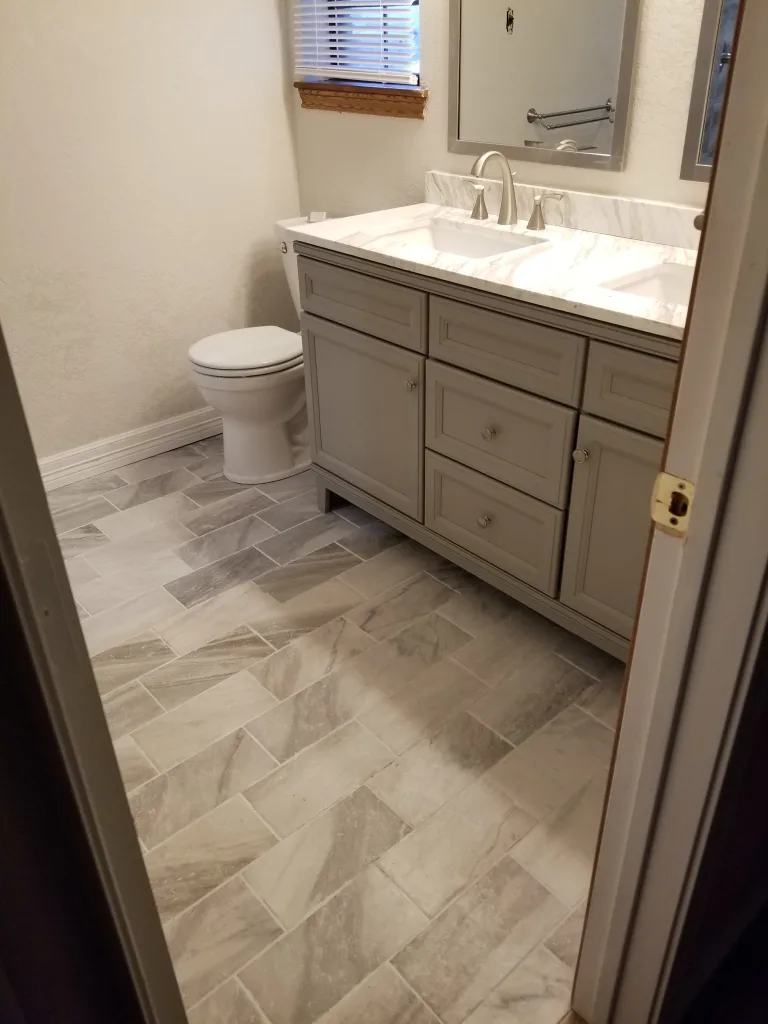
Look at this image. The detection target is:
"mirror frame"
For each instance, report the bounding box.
[447,0,642,171]
[680,0,726,182]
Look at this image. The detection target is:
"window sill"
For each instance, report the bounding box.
[294,81,428,120]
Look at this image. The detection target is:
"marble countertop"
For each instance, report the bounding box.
[289,204,697,340]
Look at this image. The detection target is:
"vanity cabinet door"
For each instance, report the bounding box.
[303,314,424,521]
[560,416,663,639]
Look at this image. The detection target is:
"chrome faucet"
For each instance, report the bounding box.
[470,151,518,226]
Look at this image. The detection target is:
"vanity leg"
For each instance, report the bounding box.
[316,480,335,513]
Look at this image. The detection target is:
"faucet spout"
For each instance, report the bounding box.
[470,151,518,226]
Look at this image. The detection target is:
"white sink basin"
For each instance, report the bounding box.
[601,263,694,306]
[385,219,547,260]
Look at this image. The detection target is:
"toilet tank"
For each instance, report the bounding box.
[275,216,328,318]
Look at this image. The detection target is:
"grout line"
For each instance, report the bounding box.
[389,965,448,1023]
[234,976,278,1024]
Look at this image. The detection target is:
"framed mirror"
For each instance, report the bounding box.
[681,0,740,182]
[448,0,642,170]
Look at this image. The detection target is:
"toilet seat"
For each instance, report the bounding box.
[189,326,303,379]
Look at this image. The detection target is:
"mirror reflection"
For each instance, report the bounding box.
[452,0,635,168]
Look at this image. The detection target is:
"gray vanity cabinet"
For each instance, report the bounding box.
[560,416,663,639]
[302,313,425,520]
[296,245,679,660]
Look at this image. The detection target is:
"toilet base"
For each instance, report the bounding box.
[224,453,311,486]
[221,407,310,486]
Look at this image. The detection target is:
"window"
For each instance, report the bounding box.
[293,1,421,87]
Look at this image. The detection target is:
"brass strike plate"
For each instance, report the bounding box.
[652,472,695,537]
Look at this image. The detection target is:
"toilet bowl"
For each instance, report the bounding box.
[187,216,315,485]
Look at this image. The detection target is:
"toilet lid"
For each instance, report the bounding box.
[189,326,302,376]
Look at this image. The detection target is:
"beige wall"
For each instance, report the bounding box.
[294,0,709,216]
[0,0,300,459]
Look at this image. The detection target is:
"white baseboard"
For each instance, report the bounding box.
[39,407,223,491]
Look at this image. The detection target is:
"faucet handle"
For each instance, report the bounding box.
[462,180,489,221]
[527,192,564,231]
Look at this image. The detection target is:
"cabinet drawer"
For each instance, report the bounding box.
[426,361,575,507]
[429,296,586,405]
[425,451,563,596]
[299,257,427,353]
[583,341,676,438]
[303,315,424,520]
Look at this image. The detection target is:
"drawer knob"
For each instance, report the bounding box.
[572,449,590,464]
[404,379,418,392]
[481,427,496,441]
[477,515,492,529]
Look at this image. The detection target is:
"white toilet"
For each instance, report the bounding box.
[188,217,311,485]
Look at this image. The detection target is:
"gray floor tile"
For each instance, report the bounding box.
[130,729,277,848]
[165,877,282,1007]
[156,582,277,657]
[58,523,110,560]
[252,616,374,701]
[118,445,205,484]
[108,468,200,511]
[488,706,614,821]
[164,547,276,609]
[334,503,377,527]
[53,495,118,536]
[360,658,489,755]
[243,787,410,928]
[255,469,315,502]
[239,866,427,1024]
[246,579,362,649]
[184,476,254,507]
[464,945,573,1024]
[317,965,441,1024]
[82,588,184,657]
[544,904,586,970]
[256,513,356,566]
[188,979,264,1024]
[95,492,199,542]
[256,543,361,603]
[368,713,511,827]
[183,488,276,538]
[258,490,324,532]
[146,797,277,922]
[247,614,471,762]
[244,721,393,837]
[439,580,519,637]
[393,856,567,1024]
[143,627,273,710]
[174,516,277,570]
[345,572,456,641]
[65,555,100,587]
[113,735,158,792]
[379,774,535,918]
[469,652,594,746]
[511,771,609,908]
[102,681,164,740]
[91,631,176,695]
[84,520,196,576]
[337,520,404,560]
[191,434,224,458]
[133,670,277,772]
[576,662,625,729]
[47,471,128,514]
[339,541,444,600]
[185,451,225,482]
[76,552,193,616]
[453,608,568,688]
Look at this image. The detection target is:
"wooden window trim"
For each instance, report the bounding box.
[294,81,428,120]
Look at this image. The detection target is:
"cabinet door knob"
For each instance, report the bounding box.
[481,427,496,441]
[572,449,590,464]
[404,379,418,392]
[477,515,492,528]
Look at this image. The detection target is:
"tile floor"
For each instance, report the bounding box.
[50,435,623,1024]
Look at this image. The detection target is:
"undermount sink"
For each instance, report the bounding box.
[386,219,547,260]
[601,263,694,306]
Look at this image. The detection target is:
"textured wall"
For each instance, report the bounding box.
[0,0,300,458]
[294,0,710,217]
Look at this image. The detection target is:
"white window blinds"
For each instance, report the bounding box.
[293,1,420,86]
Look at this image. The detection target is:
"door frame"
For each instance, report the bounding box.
[0,325,188,1023]
[574,0,768,1019]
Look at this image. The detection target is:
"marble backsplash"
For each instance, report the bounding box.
[426,171,701,251]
